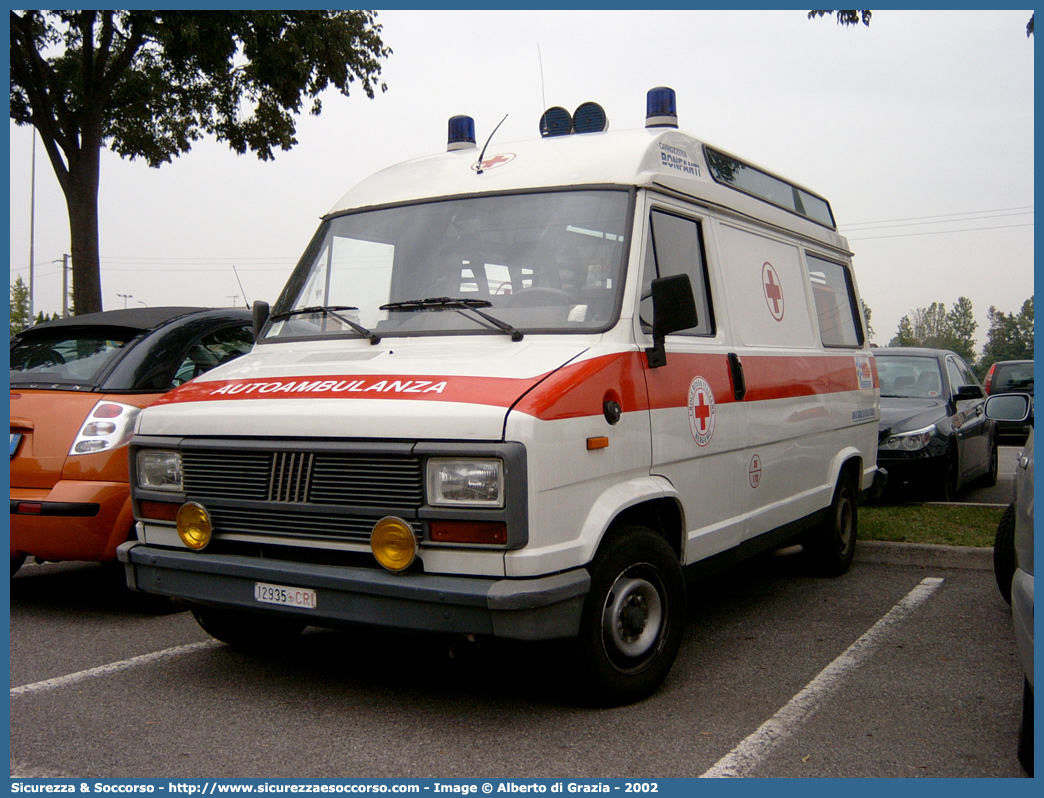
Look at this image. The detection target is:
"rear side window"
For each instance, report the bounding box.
[640,210,714,336]
[995,363,1034,394]
[10,328,133,385]
[805,254,863,348]
[171,325,254,387]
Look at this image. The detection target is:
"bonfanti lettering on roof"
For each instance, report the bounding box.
[210,379,448,396]
[659,142,702,177]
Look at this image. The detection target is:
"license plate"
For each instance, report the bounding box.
[254,581,317,609]
[10,433,22,459]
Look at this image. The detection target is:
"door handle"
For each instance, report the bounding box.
[728,352,746,402]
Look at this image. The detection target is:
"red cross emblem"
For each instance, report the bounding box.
[762,262,784,321]
[687,377,715,446]
[471,152,516,171]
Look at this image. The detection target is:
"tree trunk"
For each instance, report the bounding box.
[61,140,104,315]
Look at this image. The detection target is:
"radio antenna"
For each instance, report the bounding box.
[231,264,249,307]
[537,43,547,110]
[475,114,508,174]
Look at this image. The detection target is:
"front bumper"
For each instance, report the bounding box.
[119,541,590,641]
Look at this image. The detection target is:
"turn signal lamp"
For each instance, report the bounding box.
[371,516,418,572]
[646,86,678,128]
[177,502,213,550]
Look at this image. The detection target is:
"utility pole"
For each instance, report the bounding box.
[28,131,36,321]
[62,255,70,317]
[117,293,132,309]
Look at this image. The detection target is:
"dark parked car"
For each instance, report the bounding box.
[984,393,1034,775]
[10,307,254,575]
[874,347,996,501]
[983,359,1033,442]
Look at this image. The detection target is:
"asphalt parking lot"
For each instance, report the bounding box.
[9,533,1028,779]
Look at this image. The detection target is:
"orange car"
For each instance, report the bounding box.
[10,306,253,576]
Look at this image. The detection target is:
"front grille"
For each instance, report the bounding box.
[179,446,425,546]
[181,449,424,507]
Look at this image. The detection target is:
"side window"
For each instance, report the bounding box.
[945,357,967,393]
[172,325,254,387]
[640,210,714,335]
[954,357,981,389]
[805,254,863,347]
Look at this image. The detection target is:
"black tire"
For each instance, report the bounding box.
[1018,677,1033,776]
[572,525,686,707]
[993,503,1016,605]
[934,445,960,502]
[11,555,26,577]
[192,606,307,650]
[804,470,858,576]
[980,438,999,487]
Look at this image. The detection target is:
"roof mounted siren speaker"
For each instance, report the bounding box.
[572,101,608,134]
[539,106,573,137]
[646,87,678,128]
[447,115,476,151]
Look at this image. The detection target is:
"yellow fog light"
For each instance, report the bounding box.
[177,501,213,551]
[371,516,417,572]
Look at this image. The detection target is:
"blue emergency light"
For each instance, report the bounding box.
[645,87,678,128]
[447,115,476,151]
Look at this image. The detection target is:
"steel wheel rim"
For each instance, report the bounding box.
[602,569,664,665]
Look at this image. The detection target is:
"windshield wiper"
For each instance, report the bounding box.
[380,297,523,342]
[269,305,380,345]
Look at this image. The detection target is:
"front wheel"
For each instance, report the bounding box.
[572,526,686,706]
[804,470,858,576]
[192,606,307,650]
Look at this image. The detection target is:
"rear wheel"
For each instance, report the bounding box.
[804,470,857,576]
[981,438,999,487]
[573,525,686,706]
[192,606,307,650]
[993,503,1016,604]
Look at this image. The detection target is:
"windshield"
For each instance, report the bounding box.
[10,328,133,386]
[877,355,944,398]
[266,190,631,341]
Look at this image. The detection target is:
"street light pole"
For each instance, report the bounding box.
[117,293,132,309]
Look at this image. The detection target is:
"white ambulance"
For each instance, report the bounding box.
[122,88,882,705]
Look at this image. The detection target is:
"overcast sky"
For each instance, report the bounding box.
[7,9,1035,352]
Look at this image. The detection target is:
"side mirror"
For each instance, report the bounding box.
[954,384,984,401]
[252,300,270,340]
[984,393,1031,422]
[646,274,698,369]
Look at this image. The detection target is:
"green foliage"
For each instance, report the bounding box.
[888,297,978,364]
[9,11,391,313]
[10,277,31,336]
[808,10,873,27]
[860,298,875,342]
[980,296,1034,376]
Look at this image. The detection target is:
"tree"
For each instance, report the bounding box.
[10,276,31,336]
[888,297,978,364]
[809,9,1033,35]
[10,11,391,314]
[860,298,875,343]
[980,296,1034,374]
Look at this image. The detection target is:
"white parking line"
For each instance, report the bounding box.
[10,640,221,698]
[700,576,945,778]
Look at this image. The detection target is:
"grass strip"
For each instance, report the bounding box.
[859,503,1006,548]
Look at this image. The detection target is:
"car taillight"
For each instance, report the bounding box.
[69,401,141,455]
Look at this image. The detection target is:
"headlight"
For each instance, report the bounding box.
[137,450,183,491]
[427,458,504,507]
[880,425,936,452]
[69,401,141,455]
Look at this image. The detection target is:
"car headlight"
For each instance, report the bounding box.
[880,425,937,452]
[137,450,183,491]
[69,401,141,455]
[427,458,504,507]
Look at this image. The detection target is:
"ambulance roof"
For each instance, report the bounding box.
[327,112,849,253]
